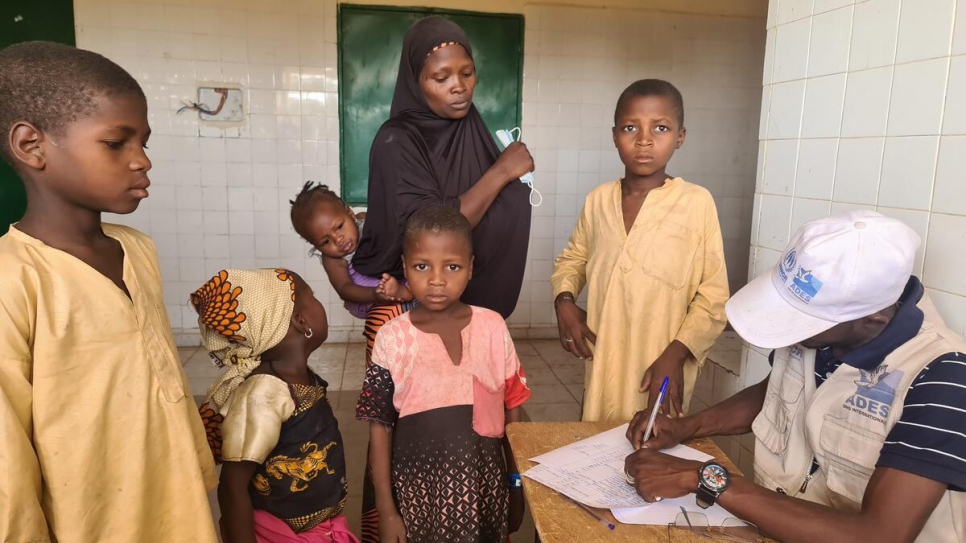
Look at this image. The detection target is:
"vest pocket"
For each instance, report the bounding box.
[640,221,699,289]
[751,358,806,457]
[820,415,881,504]
[752,394,791,456]
[777,362,805,404]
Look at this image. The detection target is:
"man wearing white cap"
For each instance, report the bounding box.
[622,211,966,542]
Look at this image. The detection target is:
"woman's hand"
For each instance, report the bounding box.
[640,341,691,418]
[555,296,596,360]
[493,141,534,185]
[379,512,408,543]
[461,142,535,227]
[509,487,525,533]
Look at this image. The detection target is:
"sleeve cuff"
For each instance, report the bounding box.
[504,374,531,410]
[552,280,579,299]
[355,364,398,426]
[357,415,397,427]
[674,332,709,363]
[877,451,966,492]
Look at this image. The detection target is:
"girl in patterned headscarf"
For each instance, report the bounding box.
[193,268,359,543]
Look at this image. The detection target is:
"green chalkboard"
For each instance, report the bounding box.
[0,1,76,234]
[338,5,523,205]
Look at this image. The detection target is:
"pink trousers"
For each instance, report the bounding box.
[223,510,360,543]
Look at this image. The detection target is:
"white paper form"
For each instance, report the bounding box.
[529,424,633,467]
[522,424,714,510]
[524,462,648,508]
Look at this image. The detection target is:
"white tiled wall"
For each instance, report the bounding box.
[745,0,966,419]
[516,5,765,328]
[74,0,765,341]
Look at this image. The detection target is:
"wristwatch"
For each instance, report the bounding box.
[696,460,730,509]
[508,473,523,489]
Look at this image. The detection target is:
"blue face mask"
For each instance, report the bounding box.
[495,127,542,207]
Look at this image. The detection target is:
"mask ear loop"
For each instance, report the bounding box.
[527,180,543,206]
[509,127,542,206]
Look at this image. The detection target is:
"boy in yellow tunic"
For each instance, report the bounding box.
[0,42,217,542]
[552,79,730,422]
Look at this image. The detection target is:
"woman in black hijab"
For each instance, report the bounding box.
[352,16,532,542]
[352,16,533,321]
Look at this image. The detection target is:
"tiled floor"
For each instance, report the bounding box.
[180,339,585,542]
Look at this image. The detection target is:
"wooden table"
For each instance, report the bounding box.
[507,421,776,542]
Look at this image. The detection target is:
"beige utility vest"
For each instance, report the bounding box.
[752,317,966,542]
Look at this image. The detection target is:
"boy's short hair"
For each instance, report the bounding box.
[0,41,144,165]
[614,79,685,127]
[403,205,473,253]
[289,181,346,235]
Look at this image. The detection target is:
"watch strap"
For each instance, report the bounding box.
[695,485,717,509]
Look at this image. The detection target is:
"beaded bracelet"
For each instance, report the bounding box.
[554,294,575,306]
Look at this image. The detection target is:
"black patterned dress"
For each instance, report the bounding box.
[219,370,349,533]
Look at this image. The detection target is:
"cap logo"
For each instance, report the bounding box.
[778,250,797,281]
[778,250,824,303]
[792,267,823,302]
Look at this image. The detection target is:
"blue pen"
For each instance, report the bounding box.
[563,495,616,531]
[641,376,670,445]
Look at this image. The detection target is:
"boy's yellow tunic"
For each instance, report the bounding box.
[0,224,218,543]
[552,178,729,421]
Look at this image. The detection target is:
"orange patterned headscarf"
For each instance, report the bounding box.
[192,268,296,411]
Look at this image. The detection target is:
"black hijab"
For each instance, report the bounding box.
[352,16,531,319]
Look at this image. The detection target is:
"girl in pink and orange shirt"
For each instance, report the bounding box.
[356,205,530,543]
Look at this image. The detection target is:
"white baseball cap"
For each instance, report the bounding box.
[726,210,921,349]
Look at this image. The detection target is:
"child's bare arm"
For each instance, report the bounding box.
[369,422,408,542]
[503,406,522,473]
[504,407,525,533]
[321,255,381,304]
[218,460,260,543]
[552,203,596,359]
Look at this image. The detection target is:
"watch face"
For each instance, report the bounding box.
[700,463,730,492]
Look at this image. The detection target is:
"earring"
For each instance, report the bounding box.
[304,327,313,339]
